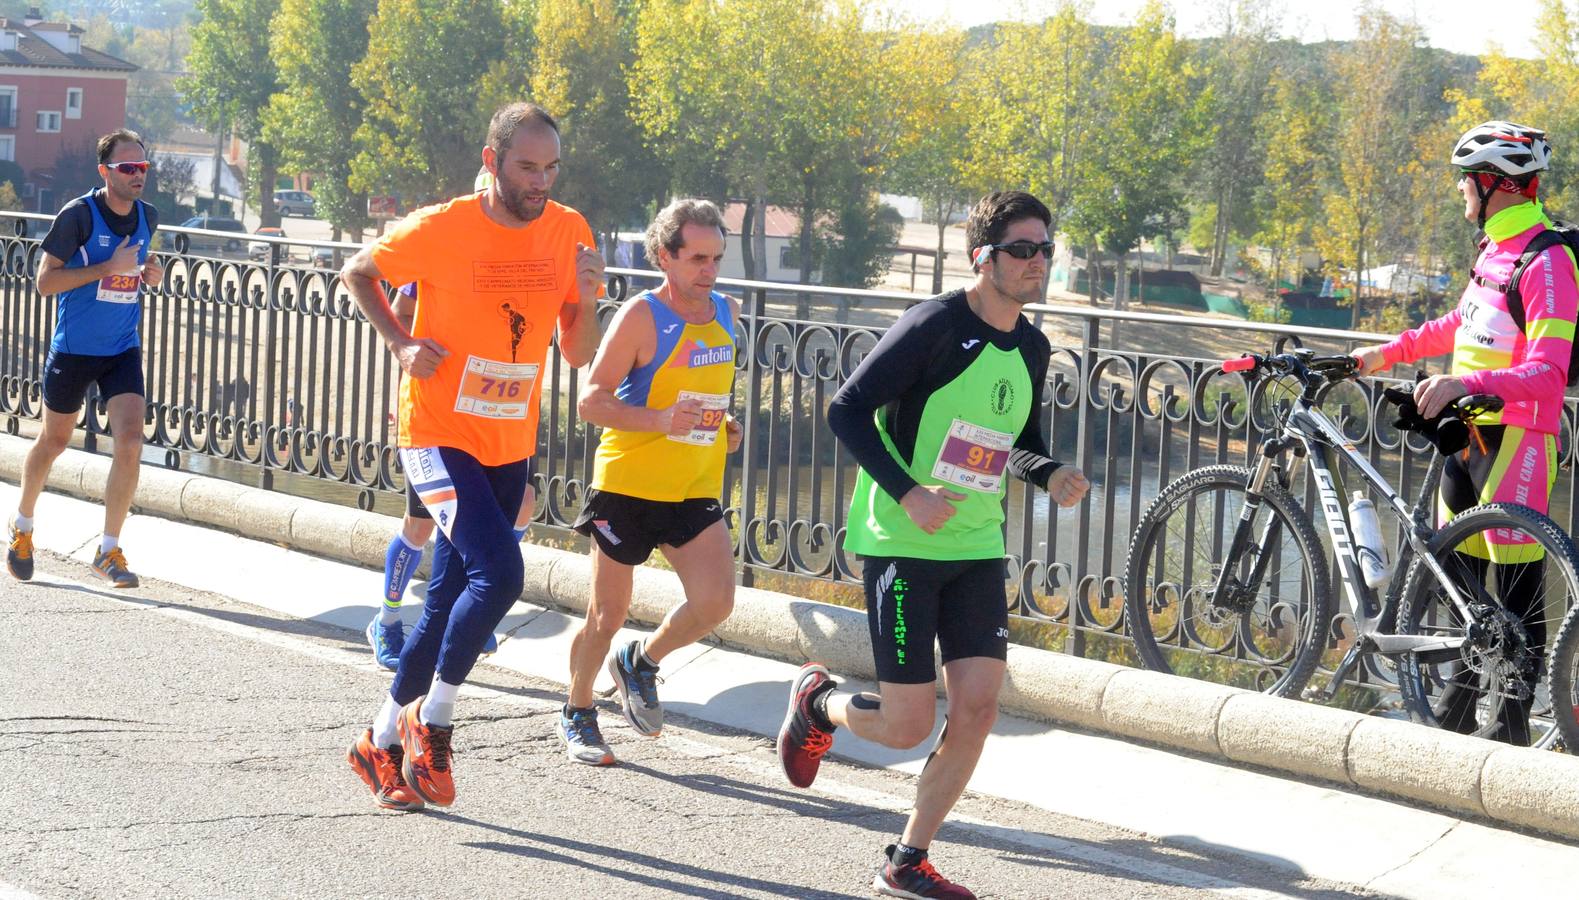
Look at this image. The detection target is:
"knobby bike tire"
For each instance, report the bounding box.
[1394,502,1579,749]
[1123,464,1334,697]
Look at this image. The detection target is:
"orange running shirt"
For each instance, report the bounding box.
[371,194,594,465]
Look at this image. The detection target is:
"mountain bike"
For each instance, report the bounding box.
[1122,341,1579,749]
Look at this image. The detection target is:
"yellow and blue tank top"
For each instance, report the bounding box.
[591,290,738,501]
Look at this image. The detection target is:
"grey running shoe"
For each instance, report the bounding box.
[559,706,615,766]
[90,547,139,588]
[607,639,663,736]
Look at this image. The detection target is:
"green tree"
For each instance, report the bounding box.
[183,0,284,226]
[1251,71,1328,296]
[820,191,903,289]
[1314,7,1431,326]
[1193,0,1280,276]
[1467,4,1579,217]
[530,0,661,240]
[1062,1,1206,308]
[350,0,510,206]
[264,0,377,239]
[787,3,933,288]
[883,28,970,293]
[960,4,1098,229]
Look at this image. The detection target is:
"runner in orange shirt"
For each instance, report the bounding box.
[342,102,602,810]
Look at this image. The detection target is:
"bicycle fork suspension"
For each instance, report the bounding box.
[1209,451,1285,613]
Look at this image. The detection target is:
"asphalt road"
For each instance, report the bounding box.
[0,548,1367,899]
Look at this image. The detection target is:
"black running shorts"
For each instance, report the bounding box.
[861,555,1008,684]
[572,488,724,566]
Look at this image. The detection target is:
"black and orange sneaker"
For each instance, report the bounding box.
[873,845,977,899]
[397,697,455,806]
[6,524,32,581]
[346,728,423,811]
[777,662,835,789]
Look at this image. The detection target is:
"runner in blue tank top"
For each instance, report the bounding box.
[7,129,163,589]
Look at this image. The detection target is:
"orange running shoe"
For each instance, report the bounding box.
[7,524,32,581]
[346,728,423,811]
[397,697,456,806]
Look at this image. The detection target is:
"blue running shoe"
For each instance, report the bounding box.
[558,706,615,766]
[483,631,499,654]
[366,615,405,670]
[607,639,662,736]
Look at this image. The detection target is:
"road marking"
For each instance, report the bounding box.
[37,573,1292,899]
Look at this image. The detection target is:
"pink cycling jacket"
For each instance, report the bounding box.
[1381,201,1577,436]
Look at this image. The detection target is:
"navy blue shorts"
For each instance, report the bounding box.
[405,457,535,520]
[42,347,144,413]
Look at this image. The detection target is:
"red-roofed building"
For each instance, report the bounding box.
[0,8,136,211]
[719,202,819,282]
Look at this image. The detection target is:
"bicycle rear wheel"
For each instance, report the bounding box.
[1544,595,1579,752]
[1394,503,1579,749]
[1123,464,1334,696]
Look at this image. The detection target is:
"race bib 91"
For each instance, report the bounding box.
[931,419,1014,493]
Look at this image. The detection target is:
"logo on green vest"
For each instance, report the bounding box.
[989,378,1015,415]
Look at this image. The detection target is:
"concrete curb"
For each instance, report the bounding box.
[7,434,1579,843]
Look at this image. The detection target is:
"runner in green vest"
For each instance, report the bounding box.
[776,191,1090,899]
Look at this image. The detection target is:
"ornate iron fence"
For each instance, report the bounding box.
[3,211,1576,689]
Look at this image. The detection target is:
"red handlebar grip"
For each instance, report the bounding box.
[1221,356,1256,373]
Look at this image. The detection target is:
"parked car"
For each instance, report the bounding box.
[273,190,316,218]
[311,246,337,269]
[249,226,287,263]
[177,214,248,257]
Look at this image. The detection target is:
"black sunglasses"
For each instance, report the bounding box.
[985,240,1054,261]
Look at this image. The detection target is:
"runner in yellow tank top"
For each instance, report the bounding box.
[589,285,736,500]
[563,199,742,765]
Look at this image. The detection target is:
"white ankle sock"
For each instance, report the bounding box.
[372,695,401,748]
[12,513,32,532]
[421,678,460,727]
[100,534,118,554]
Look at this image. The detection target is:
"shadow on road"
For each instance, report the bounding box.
[446,814,854,900]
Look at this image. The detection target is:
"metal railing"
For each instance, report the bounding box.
[3,212,1576,687]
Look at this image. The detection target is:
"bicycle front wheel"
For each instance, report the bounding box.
[1123,464,1334,696]
[1395,503,1579,749]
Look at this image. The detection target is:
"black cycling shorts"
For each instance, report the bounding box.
[572,488,724,566]
[861,555,1008,684]
[42,347,143,413]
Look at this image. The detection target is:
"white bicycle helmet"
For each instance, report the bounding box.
[1451,121,1551,176]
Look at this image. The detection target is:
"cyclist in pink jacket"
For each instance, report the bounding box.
[1353,121,1577,745]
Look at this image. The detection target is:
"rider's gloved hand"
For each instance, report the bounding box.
[1383,385,1469,455]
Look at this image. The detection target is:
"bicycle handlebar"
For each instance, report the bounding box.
[1219,351,1359,382]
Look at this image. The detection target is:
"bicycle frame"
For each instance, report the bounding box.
[1215,388,1480,699]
